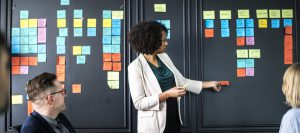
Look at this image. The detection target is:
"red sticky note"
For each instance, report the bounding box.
[28,57,38,66]
[27,101,33,115]
[113,62,122,71]
[220,81,230,86]
[284,35,293,50]
[103,53,112,62]
[205,29,214,38]
[72,84,81,93]
[12,66,20,74]
[56,65,65,74]
[57,73,65,82]
[57,56,66,65]
[112,53,121,61]
[103,62,112,70]
[285,26,292,35]
[284,49,293,64]
[20,57,29,66]
[236,37,245,46]
[237,68,246,77]
[12,57,20,65]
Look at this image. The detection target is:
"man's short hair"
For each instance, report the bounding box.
[26,72,57,101]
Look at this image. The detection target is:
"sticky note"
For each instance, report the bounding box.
[154,4,166,12]
[221,29,230,37]
[236,37,245,46]
[20,57,29,65]
[112,36,121,45]
[56,37,65,45]
[107,81,119,89]
[103,45,112,53]
[21,45,29,53]
[11,28,20,36]
[73,19,83,27]
[12,95,23,104]
[258,19,268,28]
[56,65,65,74]
[238,10,250,18]
[20,19,29,28]
[219,10,231,19]
[236,49,248,58]
[57,73,65,82]
[74,10,83,18]
[246,37,255,45]
[12,57,20,65]
[20,36,29,44]
[112,53,121,61]
[256,9,268,18]
[38,54,47,62]
[38,28,47,43]
[59,28,68,36]
[246,28,254,36]
[28,36,37,44]
[27,101,33,115]
[87,19,96,27]
[236,28,245,37]
[103,62,112,70]
[57,19,66,28]
[77,55,86,64]
[167,30,171,39]
[236,19,245,28]
[203,11,215,19]
[73,46,82,55]
[246,68,254,76]
[237,59,246,68]
[284,35,293,50]
[283,19,292,27]
[284,49,293,64]
[21,28,29,35]
[20,66,29,74]
[103,10,112,18]
[28,57,38,66]
[113,62,122,71]
[57,10,66,19]
[107,71,119,80]
[38,19,47,27]
[112,19,121,28]
[11,37,20,44]
[204,29,214,38]
[245,59,254,68]
[28,45,37,53]
[285,26,292,34]
[103,28,112,35]
[87,28,96,36]
[221,20,229,29]
[57,45,66,54]
[82,46,91,55]
[103,19,112,27]
[282,9,293,18]
[38,45,46,53]
[103,54,112,61]
[20,10,29,19]
[57,56,66,65]
[237,68,246,77]
[205,20,214,28]
[112,11,124,19]
[11,45,21,53]
[28,28,37,36]
[72,84,81,93]
[111,27,121,36]
[269,10,281,18]
[61,0,69,5]
[249,49,261,58]
[111,45,120,53]
[12,66,20,74]
[102,36,112,44]
[271,19,280,28]
[74,28,82,37]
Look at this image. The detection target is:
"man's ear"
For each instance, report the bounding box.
[45,95,54,105]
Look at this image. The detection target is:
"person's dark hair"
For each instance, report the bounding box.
[26,72,57,101]
[128,21,168,54]
[0,33,7,53]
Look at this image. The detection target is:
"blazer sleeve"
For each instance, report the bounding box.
[21,126,41,133]
[128,62,160,111]
[163,53,203,94]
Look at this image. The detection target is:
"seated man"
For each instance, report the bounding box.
[21,72,75,133]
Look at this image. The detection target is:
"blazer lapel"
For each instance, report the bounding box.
[31,111,56,133]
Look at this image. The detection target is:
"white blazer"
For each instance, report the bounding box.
[128,53,202,133]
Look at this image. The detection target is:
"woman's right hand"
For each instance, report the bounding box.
[165,87,186,98]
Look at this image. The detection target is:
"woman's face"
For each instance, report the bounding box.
[156,31,168,54]
[0,49,9,113]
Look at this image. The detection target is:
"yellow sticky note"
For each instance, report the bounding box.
[20,19,29,28]
[57,19,66,28]
[108,81,119,89]
[203,11,215,19]
[269,10,281,18]
[238,9,250,18]
[154,4,166,12]
[87,18,96,27]
[73,46,82,55]
[112,11,124,19]
[249,49,261,58]
[219,10,231,19]
[282,9,293,18]
[107,71,119,80]
[29,19,38,27]
[73,19,83,27]
[258,19,268,28]
[236,49,248,58]
[256,9,268,18]
[103,19,112,27]
[12,95,23,104]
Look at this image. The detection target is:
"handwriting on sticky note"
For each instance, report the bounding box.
[107,81,119,89]
[112,11,124,19]
[219,10,231,19]
[236,49,248,58]
[203,11,215,19]
[249,49,261,58]
[238,10,250,18]
[269,10,281,18]
[256,9,268,18]
[282,9,293,18]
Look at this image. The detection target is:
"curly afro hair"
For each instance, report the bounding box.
[128,21,168,54]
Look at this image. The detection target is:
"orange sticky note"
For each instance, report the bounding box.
[27,101,33,115]
[284,35,293,50]
[72,84,81,93]
[103,62,112,70]
[12,66,20,74]
[28,57,38,66]
[57,73,65,82]
[236,37,245,46]
[56,65,65,74]
[20,57,29,66]
[57,56,66,65]
[205,29,214,38]
[103,53,112,62]
[220,81,230,86]
[12,57,20,65]
[285,26,292,35]
[113,62,122,71]
[284,49,293,64]
[237,68,246,77]
[112,53,121,61]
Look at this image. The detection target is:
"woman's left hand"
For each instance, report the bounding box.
[202,81,221,92]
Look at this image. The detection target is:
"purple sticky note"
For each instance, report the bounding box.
[246,67,254,76]
[20,66,29,74]
[246,37,255,45]
[38,19,47,28]
[38,28,47,43]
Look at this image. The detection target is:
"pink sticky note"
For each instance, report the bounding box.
[246,68,254,76]
[20,66,29,74]
[246,37,255,45]
[38,28,47,43]
[38,19,47,27]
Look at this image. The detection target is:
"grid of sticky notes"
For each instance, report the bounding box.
[57,10,67,55]
[236,49,260,77]
[56,56,66,82]
[87,18,97,36]
[73,9,83,37]
[73,45,90,64]
[157,20,171,39]
[284,26,293,64]
[11,56,38,75]
[235,19,255,46]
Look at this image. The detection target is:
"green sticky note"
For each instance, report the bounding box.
[256,9,268,18]
[107,71,119,80]
[238,9,250,18]
[282,9,293,18]
[154,4,166,12]
[219,10,231,19]
[269,10,281,18]
[203,11,215,19]
[107,81,119,89]
[249,49,261,58]
[236,49,248,58]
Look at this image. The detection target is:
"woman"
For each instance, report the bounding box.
[0,33,9,113]
[128,21,220,133]
[279,63,300,133]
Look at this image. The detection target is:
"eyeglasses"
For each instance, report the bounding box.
[49,89,67,96]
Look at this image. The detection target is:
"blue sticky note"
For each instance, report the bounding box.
[246,19,254,27]
[29,36,37,44]
[77,55,86,64]
[237,59,246,68]
[87,28,96,36]
[59,28,68,36]
[103,10,112,18]
[205,20,214,28]
[38,54,47,62]
[11,37,20,44]
[21,28,29,36]
[236,19,245,28]
[21,45,29,54]
[246,28,254,37]
[236,28,245,37]
[28,45,37,53]
[11,28,20,36]
[103,28,111,35]
[82,46,91,55]
[283,19,292,27]
[112,28,121,35]
[74,28,83,37]
[73,10,83,18]
[28,28,37,36]
[112,19,121,28]
[111,45,120,53]
[38,45,46,53]
[167,30,171,39]
[57,10,66,19]
[20,36,29,44]
[161,20,171,29]
[245,59,254,68]
[221,29,230,37]
[271,19,280,28]
[112,36,121,45]
[102,35,111,44]
[56,37,65,45]
[221,20,229,29]
[11,45,21,53]
[103,45,112,53]
[57,45,66,54]
[20,10,29,19]
[61,0,69,5]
